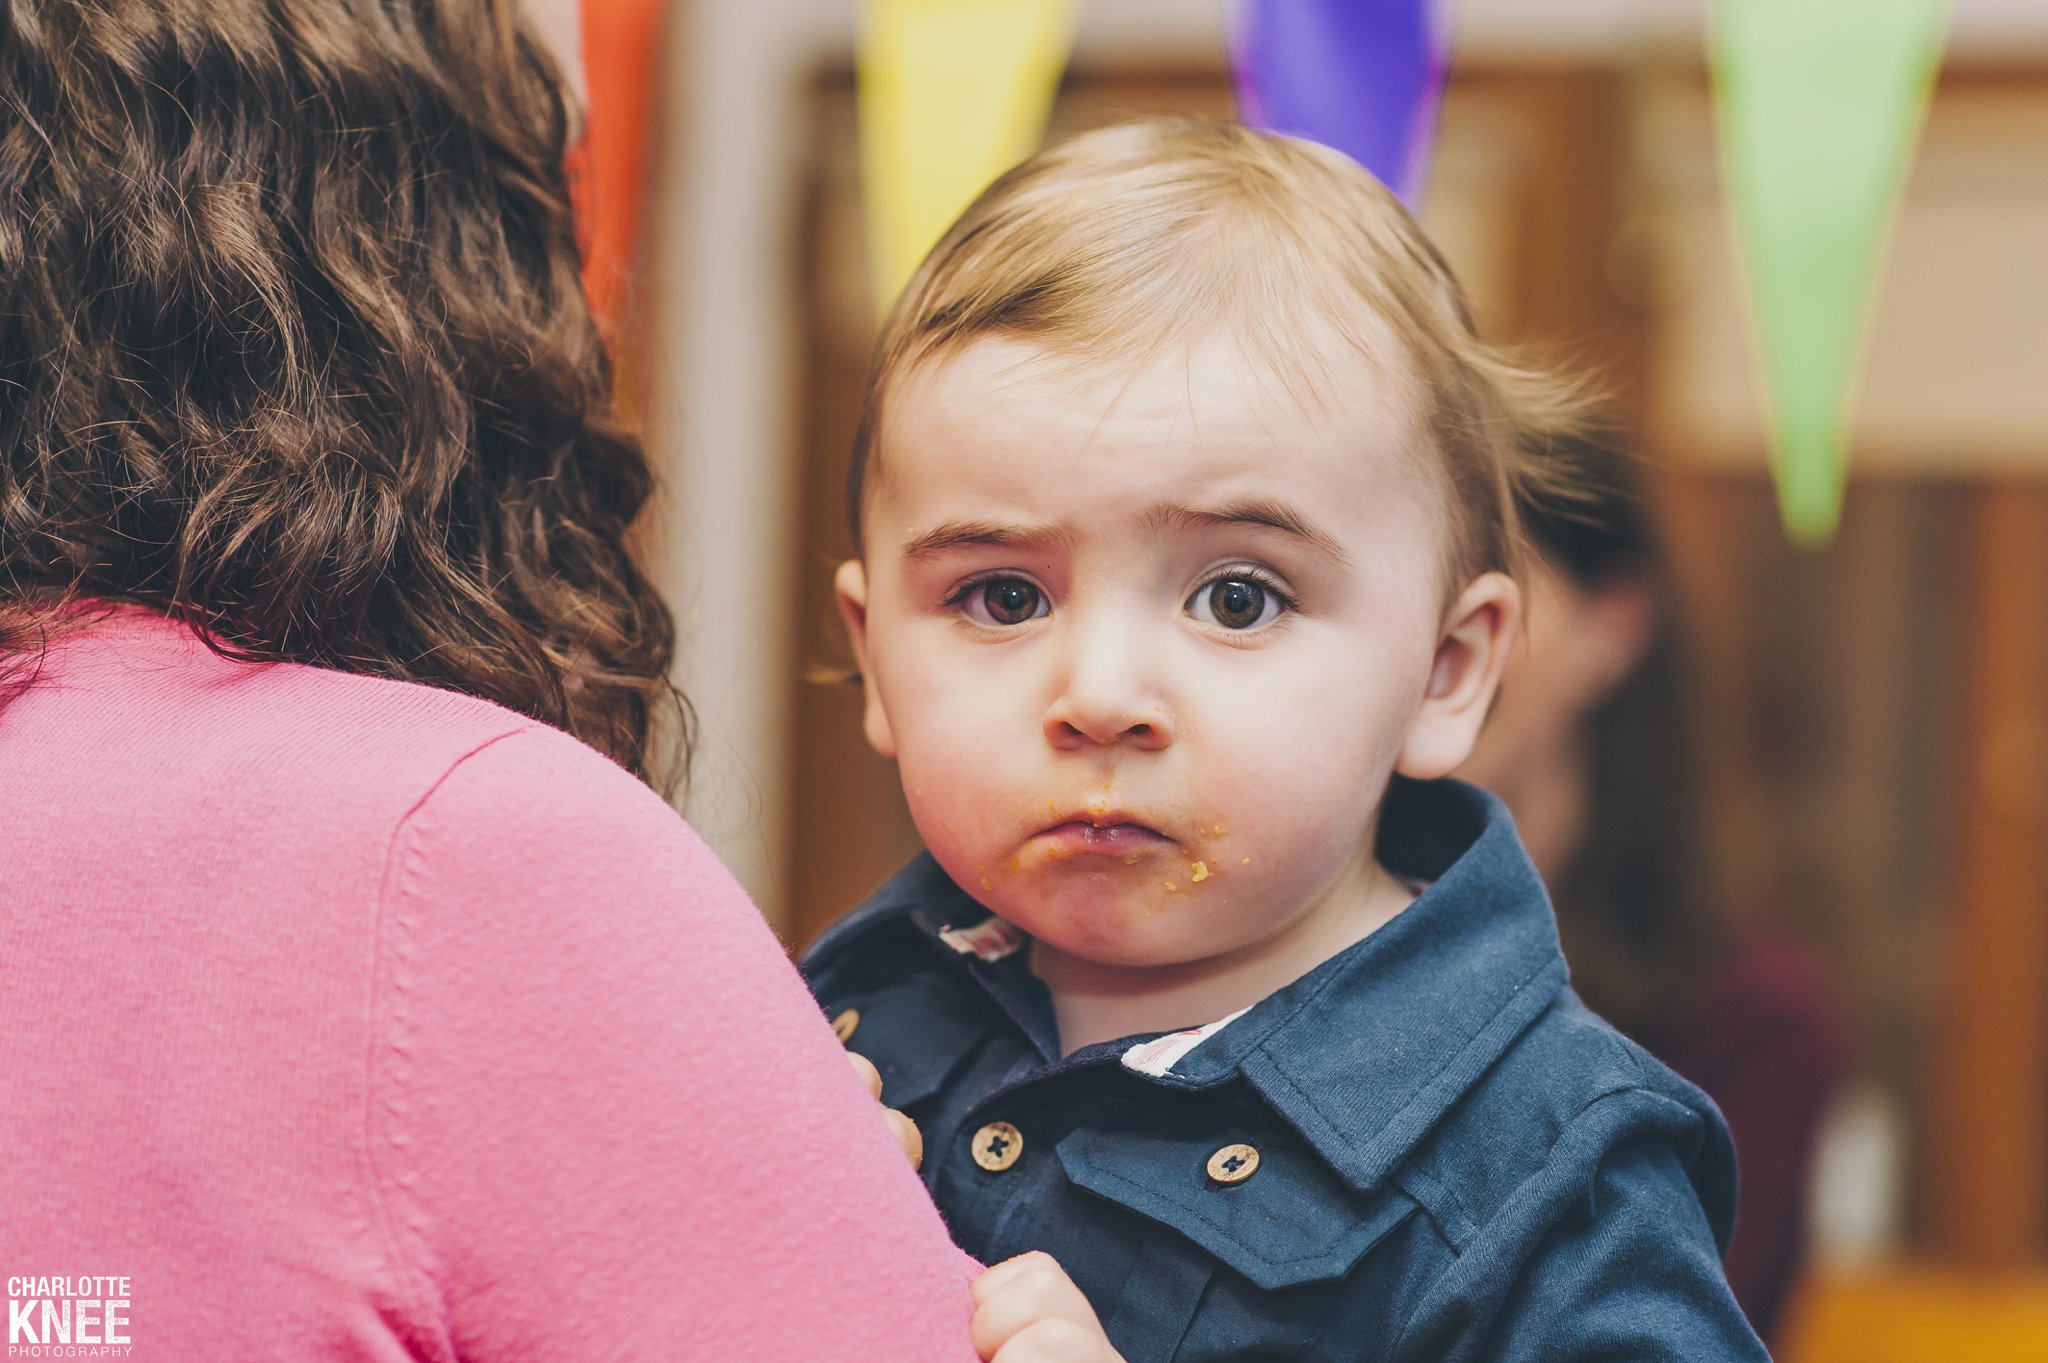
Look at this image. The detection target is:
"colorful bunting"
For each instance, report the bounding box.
[576,0,669,331]
[1712,0,1952,545]
[521,0,668,332]
[1229,0,1448,208]
[859,0,1078,315]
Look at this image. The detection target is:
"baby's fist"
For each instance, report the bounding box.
[970,1252,1126,1363]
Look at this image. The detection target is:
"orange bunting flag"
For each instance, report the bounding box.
[575,0,669,332]
[525,0,668,333]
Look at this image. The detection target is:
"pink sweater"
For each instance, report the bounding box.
[0,606,979,1362]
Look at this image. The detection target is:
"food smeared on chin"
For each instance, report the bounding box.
[1010,806,1243,897]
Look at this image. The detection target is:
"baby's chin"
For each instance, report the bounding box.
[1000,885,1250,972]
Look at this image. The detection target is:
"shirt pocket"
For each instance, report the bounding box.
[1057,1124,1419,1362]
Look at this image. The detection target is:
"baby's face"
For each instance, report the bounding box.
[839,333,1509,971]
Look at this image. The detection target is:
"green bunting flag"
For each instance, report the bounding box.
[1711,0,1952,546]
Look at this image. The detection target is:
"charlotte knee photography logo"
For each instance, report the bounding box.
[6,1278,132,1358]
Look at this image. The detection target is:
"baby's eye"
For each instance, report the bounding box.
[960,576,1048,627]
[1188,575,1286,631]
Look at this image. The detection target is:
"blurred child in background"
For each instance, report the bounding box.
[1462,435,1849,1344]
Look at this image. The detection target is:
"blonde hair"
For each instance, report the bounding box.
[848,115,1592,595]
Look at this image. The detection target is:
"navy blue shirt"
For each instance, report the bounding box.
[803,780,1769,1362]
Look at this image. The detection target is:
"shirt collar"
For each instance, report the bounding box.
[820,779,1567,1194]
[805,853,1065,1066]
[1165,779,1569,1192]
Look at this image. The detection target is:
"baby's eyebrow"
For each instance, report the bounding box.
[899,519,1070,562]
[1156,499,1354,568]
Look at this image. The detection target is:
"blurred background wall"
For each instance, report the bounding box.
[593,0,2048,1354]
[641,0,2047,917]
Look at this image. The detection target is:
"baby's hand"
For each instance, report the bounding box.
[846,1049,923,1170]
[971,1251,1127,1363]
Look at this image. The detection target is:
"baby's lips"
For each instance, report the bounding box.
[1033,818,1175,855]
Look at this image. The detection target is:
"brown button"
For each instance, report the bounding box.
[970,1121,1024,1172]
[830,1008,860,1042]
[1207,1143,1260,1184]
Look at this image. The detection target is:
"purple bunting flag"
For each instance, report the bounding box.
[1230,0,1448,208]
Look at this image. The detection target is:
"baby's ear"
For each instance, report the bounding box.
[833,559,898,759]
[1396,572,1520,780]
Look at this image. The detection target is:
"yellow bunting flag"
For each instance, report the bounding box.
[1712,0,1951,547]
[859,0,1078,316]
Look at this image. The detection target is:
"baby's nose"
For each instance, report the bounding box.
[1044,702,1174,750]
[1042,638,1174,751]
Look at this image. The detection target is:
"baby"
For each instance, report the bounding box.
[806,116,1766,1362]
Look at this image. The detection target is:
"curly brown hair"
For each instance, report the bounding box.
[0,0,686,789]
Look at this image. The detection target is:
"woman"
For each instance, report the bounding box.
[0,3,1114,1358]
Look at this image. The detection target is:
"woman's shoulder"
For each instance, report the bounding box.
[245,651,730,909]
[55,604,619,769]
[390,718,726,905]
[25,603,538,757]
[13,605,719,903]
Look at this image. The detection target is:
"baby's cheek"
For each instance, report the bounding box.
[1214,776,1371,892]
[897,747,1015,864]
[1199,760,1304,843]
